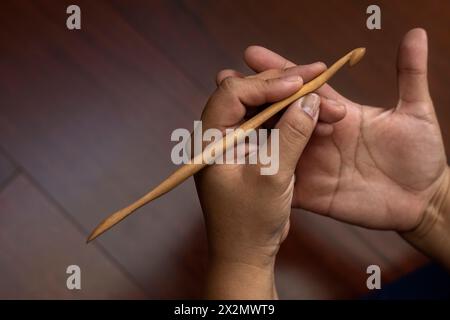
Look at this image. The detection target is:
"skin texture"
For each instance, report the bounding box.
[198,28,450,299]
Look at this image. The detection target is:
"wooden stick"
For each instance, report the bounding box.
[87,47,366,243]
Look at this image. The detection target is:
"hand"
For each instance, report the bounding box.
[195,66,345,298]
[240,28,448,233]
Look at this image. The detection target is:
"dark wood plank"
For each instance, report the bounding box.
[0,0,208,298]
[0,174,147,299]
[0,150,16,188]
[110,0,240,94]
[276,211,427,299]
[108,0,439,297]
[180,0,446,297]
[0,0,447,299]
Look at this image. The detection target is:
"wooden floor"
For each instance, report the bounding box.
[0,0,448,299]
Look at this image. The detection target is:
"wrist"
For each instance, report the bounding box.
[402,166,450,268]
[206,255,277,299]
[208,241,279,270]
[205,217,289,269]
[205,236,280,299]
[206,226,285,269]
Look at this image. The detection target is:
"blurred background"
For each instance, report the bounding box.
[0,0,449,299]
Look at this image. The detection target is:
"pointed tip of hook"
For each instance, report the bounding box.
[86,207,129,244]
[86,225,104,244]
[349,47,366,66]
[86,232,97,244]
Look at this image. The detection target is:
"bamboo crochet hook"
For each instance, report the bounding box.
[87,47,366,243]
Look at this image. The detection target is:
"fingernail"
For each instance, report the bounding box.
[280,75,302,82]
[301,93,320,119]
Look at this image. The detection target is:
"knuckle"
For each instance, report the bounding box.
[216,69,230,77]
[220,76,239,92]
[249,78,269,94]
[399,66,427,76]
[205,88,245,122]
[216,69,235,85]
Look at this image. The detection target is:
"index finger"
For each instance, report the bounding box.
[244,46,345,101]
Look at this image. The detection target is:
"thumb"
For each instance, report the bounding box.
[274,93,320,176]
[397,28,432,111]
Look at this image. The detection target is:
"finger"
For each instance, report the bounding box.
[244,47,326,83]
[244,45,347,101]
[221,75,304,107]
[217,63,326,85]
[247,68,287,80]
[314,122,334,136]
[318,97,347,123]
[244,45,296,70]
[203,75,303,129]
[273,93,320,176]
[396,28,432,109]
[257,89,346,130]
[216,69,244,86]
[248,63,327,82]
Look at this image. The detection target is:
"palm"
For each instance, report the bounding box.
[242,28,448,231]
[292,99,446,230]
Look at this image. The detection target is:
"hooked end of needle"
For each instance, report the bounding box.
[349,47,366,67]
